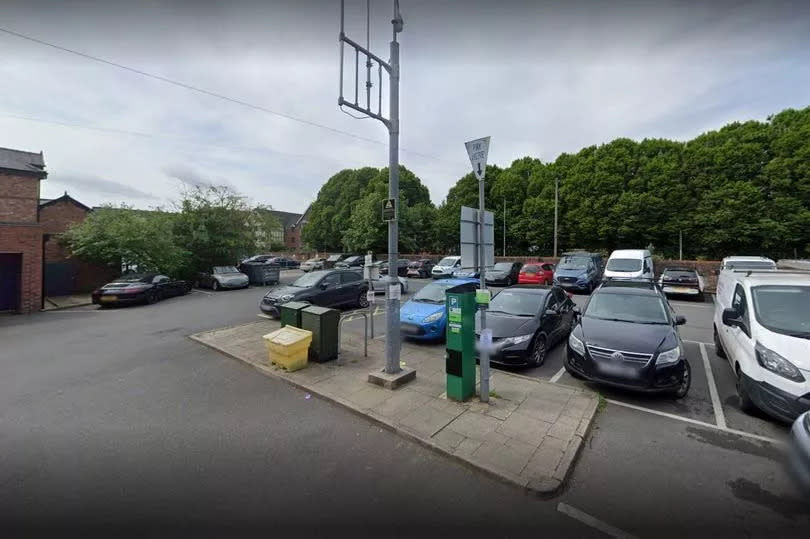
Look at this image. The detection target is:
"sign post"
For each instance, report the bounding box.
[382,198,397,222]
[465,136,491,403]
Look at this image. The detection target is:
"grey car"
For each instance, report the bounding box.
[196,265,249,291]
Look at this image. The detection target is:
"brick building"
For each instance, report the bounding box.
[0,147,47,313]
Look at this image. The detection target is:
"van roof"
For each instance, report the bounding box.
[722,256,774,262]
[734,271,810,286]
[608,249,649,258]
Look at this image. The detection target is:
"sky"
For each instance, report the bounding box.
[1,0,809,214]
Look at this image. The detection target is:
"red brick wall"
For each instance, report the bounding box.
[39,200,87,234]
[0,225,43,312]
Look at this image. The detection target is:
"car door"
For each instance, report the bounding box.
[313,272,342,306]
[541,292,562,345]
[727,284,755,372]
[152,275,170,298]
[511,262,522,282]
[553,287,574,335]
[340,271,364,305]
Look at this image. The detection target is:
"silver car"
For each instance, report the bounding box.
[790,411,810,494]
[196,265,249,291]
[300,257,326,272]
[367,274,409,296]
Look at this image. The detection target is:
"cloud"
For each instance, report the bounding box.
[1,0,809,211]
[48,173,159,201]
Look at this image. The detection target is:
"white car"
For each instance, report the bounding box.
[300,257,326,272]
[366,274,408,295]
[431,256,462,279]
[713,270,810,422]
[603,249,654,280]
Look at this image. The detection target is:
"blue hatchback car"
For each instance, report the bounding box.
[400,278,478,340]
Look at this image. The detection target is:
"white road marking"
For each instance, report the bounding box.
[191,289,213,296]
[549,366,566,384]
[700,342,727,429]
[683,339,713,346]
[45,309,105,313]
[606,399,782,445]
[557,502,638,539]
[256,314,273,320]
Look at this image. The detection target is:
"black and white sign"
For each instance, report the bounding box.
[382,198,397,221]
[464,136,491,181]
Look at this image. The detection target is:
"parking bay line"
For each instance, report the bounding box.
[605,399,782,445]
[549,366,566,384]
[557,502,638,539]
[699,342,727,429]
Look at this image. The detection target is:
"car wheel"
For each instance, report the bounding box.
[563,357,583,379]
[505,277,512,286]
[672,361,691,399]
[400,283,406,296]
[736,366,757,414]
[183,283,192,295]
[146,291,158,305]
[212,280,220,291]
[529,335,547,367]
[713,325,726,359]
[193,280,200,288]
[358,291,369,308]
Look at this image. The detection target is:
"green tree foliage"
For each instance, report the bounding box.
[342,166,436,253]
[62,206,189,275]
[174,185,279,272]
[437,106,810,259]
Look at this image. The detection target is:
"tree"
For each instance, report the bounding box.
[342,165,436,253]
[63,206,189,275]
[174,185,278,272]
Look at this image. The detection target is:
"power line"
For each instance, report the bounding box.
[0,25,447,163]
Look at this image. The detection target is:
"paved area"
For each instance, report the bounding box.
[191,319,599,494]
[3,274,808,536]
[42,294,92,310]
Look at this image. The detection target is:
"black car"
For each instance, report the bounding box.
[260,269,369,317]
[92,273,190,307]
[485,261,524,286]
[475,285,575,367]
[335,255,364,269]
[406,259,434,278]
[241,254,274,265]
[270,257,301,269]
[658,266,704,301]
[381,258,410,277]
[564,280,691,398]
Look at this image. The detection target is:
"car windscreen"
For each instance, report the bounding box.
[584,292,669,324]
[606,258,642,272]
[493,262,513,271]
[214,266,239,274]
[408,261,421,268]
[343,256,360,263]
[113,274,151,283]
[305,258,320,263]
[437,257,458,267]
[412,282,456,303]
[751,286,810,338]
[663,269,697,280]
[488,290,545,317]
[558,256,589,270]
[725,261,776,270]
[327,255,342,261]
[293,271,328,287]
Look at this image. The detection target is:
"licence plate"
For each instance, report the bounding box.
[668,287,693,293]
[101,296,117,302]
[596,361,641,379]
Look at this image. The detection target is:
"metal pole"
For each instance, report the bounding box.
[384,23,401,375]
[479,179,489,403]
[553,176,559,258]
[503,196,506,256]
[679,230,683,261]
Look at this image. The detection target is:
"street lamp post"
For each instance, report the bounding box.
[553,176,559,258]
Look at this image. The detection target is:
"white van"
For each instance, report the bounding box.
[431,256,462,279]
[603,249,654,280]
[715,256,776,306]
[713,270,810,422]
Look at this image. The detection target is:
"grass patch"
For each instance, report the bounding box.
[597,393,607,413]
[489,390,500,398]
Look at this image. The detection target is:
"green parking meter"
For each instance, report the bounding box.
[445,283,478,401]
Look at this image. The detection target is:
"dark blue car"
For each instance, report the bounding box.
[553,254,601,294]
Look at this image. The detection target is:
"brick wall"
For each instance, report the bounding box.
[0,225,42,312]
[39,199,87,234]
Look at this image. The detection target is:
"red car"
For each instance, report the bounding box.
[518,262,555,285]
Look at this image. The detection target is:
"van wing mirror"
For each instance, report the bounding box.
[721,308,739,328]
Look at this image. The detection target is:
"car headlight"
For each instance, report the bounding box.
[280,294,294,303]
[568,333,585,355]
[755,342,804,382]
[501,334,534,347]
[656,345,681,366]
[423,311,444,323]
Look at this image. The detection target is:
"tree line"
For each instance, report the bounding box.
[304,106,810,259]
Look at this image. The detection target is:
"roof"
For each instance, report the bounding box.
[267,210,302,229]
[0,147,47,178]
[292,203,311,228]
[39,192,91,212]
[609,249,649,258]
[505,285,551,293]
[722,256,774,262]
[599,280,660,294]
[734,271,810,286]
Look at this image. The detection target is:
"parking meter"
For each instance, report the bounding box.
[445,283,478,401]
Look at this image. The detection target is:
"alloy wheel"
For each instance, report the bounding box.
[530,336,546,367]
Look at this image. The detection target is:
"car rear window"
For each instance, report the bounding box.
[663,269,697,280]
[523,265,540,273]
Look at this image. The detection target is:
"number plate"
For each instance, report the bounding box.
[100,296,117,302]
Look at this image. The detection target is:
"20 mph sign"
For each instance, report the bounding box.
[465,136,490,181]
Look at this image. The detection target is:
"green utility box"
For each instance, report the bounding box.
[445,283,478,401]
[300,305,340,363]
[279,301,310,328]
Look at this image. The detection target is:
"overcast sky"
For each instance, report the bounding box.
[1,0,809,213]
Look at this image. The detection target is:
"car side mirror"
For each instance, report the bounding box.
[721,308,739,328]
[675,315,687,326]
[320,283,329,290]
[572,306,581,317]
[545,309,558,317]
